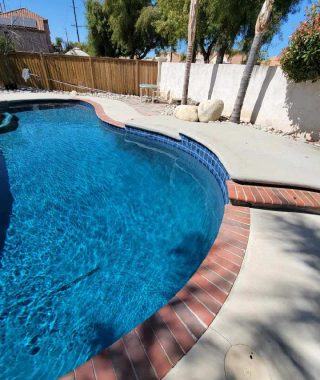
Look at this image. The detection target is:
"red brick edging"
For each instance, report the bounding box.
[58,98,320,379]
[79,98,320,215]
[79,98,125,128]
[227,180,320,213]
[60,205,249,380]
[57,99,250,380]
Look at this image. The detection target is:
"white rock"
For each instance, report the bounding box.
[174,105,199,122]
[198,99,224,123]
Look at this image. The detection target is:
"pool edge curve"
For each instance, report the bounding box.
[54,98,251,380]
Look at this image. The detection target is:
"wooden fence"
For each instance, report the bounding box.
[0,52,158,95]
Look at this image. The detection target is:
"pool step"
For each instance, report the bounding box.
[227,180,320,214]
[0,112,19,133]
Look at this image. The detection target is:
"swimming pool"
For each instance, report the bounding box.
[0,101,225,379]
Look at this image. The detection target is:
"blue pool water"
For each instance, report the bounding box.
[0,102,224,379]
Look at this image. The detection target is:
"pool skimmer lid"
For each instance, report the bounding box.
[224,345,270,380]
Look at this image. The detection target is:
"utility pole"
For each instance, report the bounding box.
[71,0,80,43]
[2,1,6,12]
[65,28,69,48]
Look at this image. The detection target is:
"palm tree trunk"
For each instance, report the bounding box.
[229,33,263,123]
[181,0,199,105]
[216,44,227,64]
[230,0,274,123]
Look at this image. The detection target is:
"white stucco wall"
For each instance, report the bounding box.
[160,62,320,138]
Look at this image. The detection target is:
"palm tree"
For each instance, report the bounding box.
[230,0,274,123]
[181,0,200,105]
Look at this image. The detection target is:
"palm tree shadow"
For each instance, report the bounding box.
[166,212,320,380]
[167,232,211,288]
[226,212,320,379]
[88,323,119,355]
[285,80,320,141]
[208,64,220,100]
[250,66,277,124]
[239,213,320,379]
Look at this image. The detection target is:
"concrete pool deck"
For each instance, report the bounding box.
[0,92,320,190]
[165,209,320,380]
[1,92,320,379]
[1,91,319,190]
[125,114,320,191]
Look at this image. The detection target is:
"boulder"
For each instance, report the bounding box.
[198,99,224,123]
[174,105,199,122]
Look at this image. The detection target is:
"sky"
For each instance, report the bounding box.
[1,0,315,57]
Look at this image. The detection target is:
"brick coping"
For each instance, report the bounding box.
[79,98,126,129]
[58,97,320,379]
[59,204,249,380]
[227,180,320,214]
[54,98,249,380]
[3,97,317,378]
[79,98,320,214]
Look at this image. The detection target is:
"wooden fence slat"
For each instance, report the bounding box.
[0,52,158,95]
[40,53,50,90]
[135,59,140,95]
[89,57,96,90]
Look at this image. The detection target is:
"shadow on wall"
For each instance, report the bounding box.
[208,64,220,100]
[250,66,277,124]
[285,80,320,141]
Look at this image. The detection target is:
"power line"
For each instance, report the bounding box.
[71,24,87,28]
[71,0,80,43]
[65,28,69,46]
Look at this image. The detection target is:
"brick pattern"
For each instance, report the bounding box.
[59,205,250,380]
[227,180,320,213]
[78,98,125,129]
[59,98,248,380]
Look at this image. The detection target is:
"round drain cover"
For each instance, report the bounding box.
[225,345,270,380]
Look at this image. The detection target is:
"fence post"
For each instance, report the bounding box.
[135,59,140,96]
[89,57,96,90]
[40,53,51,91]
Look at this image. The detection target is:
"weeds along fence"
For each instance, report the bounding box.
[0,52,158,95]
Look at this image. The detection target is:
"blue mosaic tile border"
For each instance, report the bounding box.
[125,126,230,203]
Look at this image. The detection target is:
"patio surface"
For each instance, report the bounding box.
[165,209,320,380]
[126,115,320,191]
[1,92,320,379]
[92,96,320,191]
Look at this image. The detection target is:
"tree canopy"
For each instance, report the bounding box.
[0,35,15,54]
[86,0,121,57]
[105,0,168,58]
[281,1,320,82]
[86,0,302,61]
[86,0,169,58]
[156,0,302,63]
[239,0,302,54]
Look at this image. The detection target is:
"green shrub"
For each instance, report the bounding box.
[281,2,320,82]
[0,35,15,54]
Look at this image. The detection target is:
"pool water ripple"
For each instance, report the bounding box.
[0,103,224,379]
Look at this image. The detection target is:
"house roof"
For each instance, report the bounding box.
[261,56,281,67]
[65,47,90,57]
[0,8,47,30]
